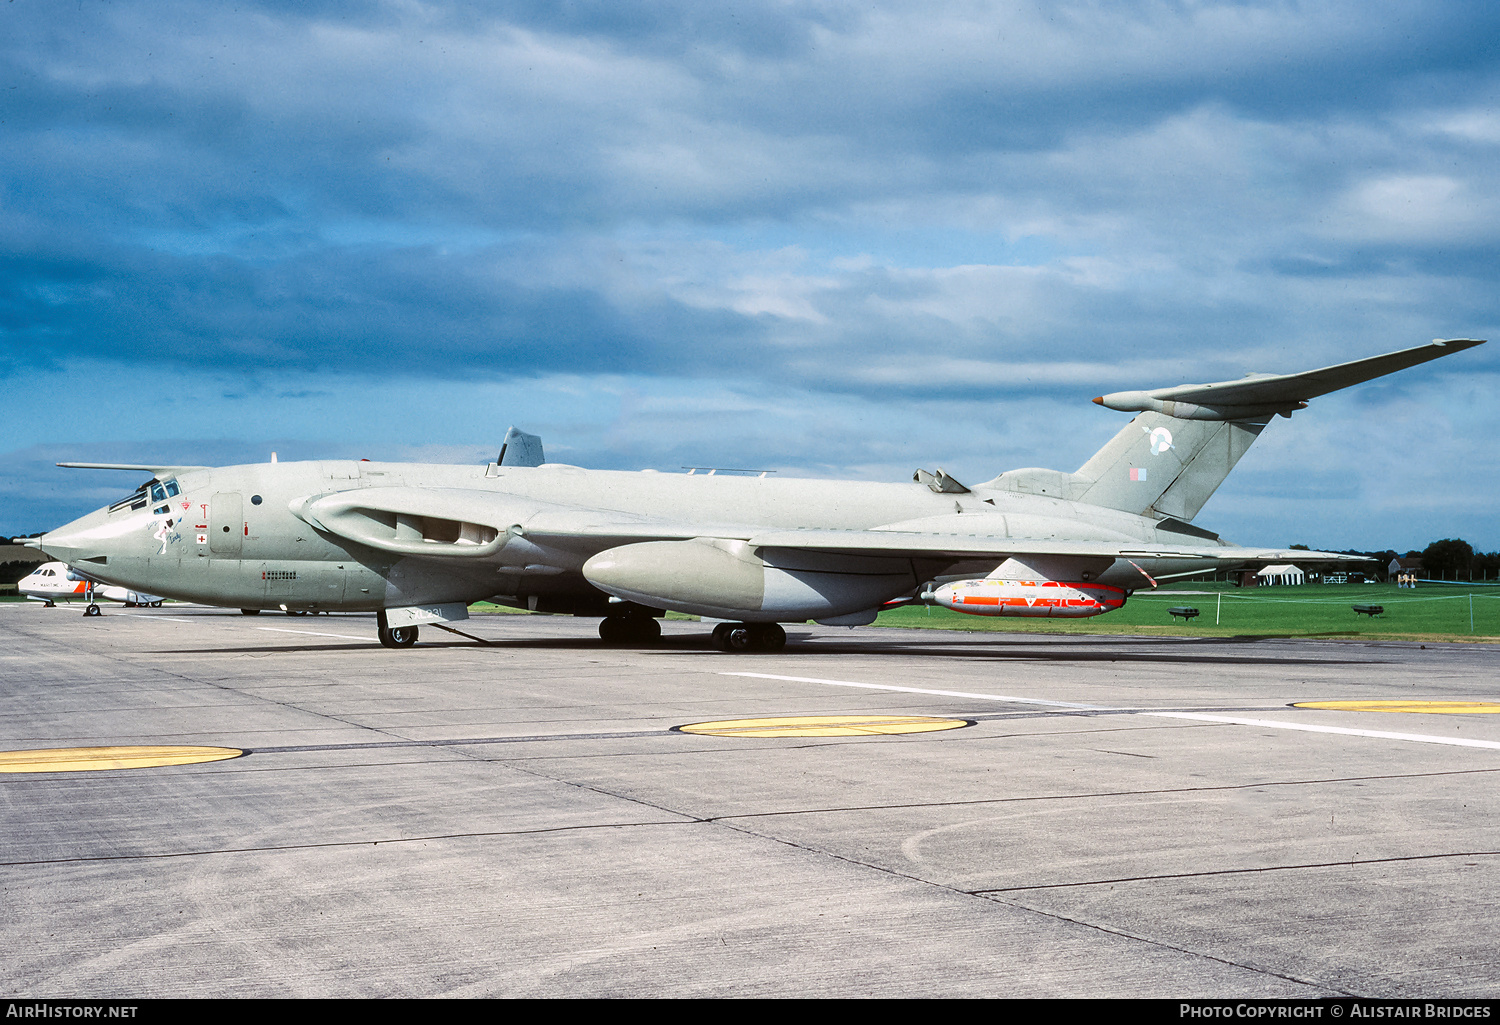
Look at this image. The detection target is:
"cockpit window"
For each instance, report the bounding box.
[109,476,180,514]
[110,479,156,513]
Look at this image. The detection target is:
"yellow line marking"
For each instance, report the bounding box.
[677,715,970,738]
[1294,700,1500,714]
[0,745,244,773]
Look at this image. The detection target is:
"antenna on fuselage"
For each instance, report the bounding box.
[271,452,278,463]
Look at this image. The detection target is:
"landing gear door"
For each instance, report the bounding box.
[210,493,243,557]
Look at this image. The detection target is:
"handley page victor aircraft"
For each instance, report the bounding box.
[34,339,1484,650]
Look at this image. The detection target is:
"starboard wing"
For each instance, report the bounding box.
[742,528,1361,565]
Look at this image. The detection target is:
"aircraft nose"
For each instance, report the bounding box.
[40,507,119,565]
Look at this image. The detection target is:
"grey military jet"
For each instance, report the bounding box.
[36,339,1483,650]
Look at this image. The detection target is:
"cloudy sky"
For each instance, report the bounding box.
[3,0,1497,551]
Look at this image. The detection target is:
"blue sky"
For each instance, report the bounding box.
[3,0,1497,551]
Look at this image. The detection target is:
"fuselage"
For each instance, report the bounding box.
[39,458,1248,618]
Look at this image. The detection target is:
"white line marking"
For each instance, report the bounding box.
[719,673,1500,752]
[257,627,371,641]
[1148,712,1500,751]
[722,673,1111,710]
[107,613,372,643]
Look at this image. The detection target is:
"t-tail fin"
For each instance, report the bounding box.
[978,338,1484,520]
[1071,412,1268,520]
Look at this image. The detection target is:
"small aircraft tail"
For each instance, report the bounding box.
[497,427,545,467]
[981,339,1483,521]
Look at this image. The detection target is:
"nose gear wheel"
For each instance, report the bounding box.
[379,625,419,648]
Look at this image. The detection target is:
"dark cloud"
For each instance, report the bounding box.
[3,2,1495,236]
[0,233,770,378]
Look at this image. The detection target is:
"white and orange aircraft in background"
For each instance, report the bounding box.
[18,561,163,614]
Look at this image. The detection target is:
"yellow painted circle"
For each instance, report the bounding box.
[677,715,972,738]
[0,745,244,774]
[1293,701,1500,715]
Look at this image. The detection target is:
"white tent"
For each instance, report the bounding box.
[1256,564,1305,586]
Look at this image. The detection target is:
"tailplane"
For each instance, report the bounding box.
[979,338,1483,520]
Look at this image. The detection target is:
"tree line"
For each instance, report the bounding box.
[1291,539,1500,581]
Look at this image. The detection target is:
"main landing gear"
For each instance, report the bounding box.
[711,622,786,652]
[598,615,662,645]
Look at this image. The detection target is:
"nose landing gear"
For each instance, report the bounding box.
[379,625,419,648]
[711,622,786,652]
[375,610,419,648]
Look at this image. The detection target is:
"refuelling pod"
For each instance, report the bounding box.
[924,555,1127,619]
[582,538,918,622]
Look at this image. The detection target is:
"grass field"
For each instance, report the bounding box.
[876,581,1500,642]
